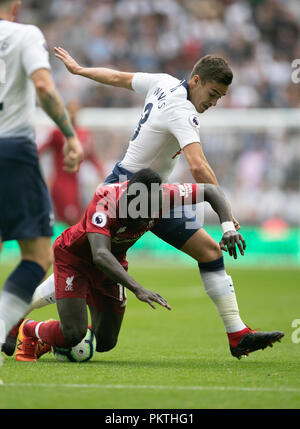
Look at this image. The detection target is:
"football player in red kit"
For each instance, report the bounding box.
[15,168,251,362]
[39,99,104,225]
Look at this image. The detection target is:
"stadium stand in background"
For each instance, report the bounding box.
[11,0,299,263]
[19,0,300,109]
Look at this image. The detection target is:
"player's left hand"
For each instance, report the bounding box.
[135,288,171,311]
[219,231,246,259]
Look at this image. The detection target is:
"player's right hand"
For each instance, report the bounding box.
[135,288,171,311]
[63,136,84,173]
[54,47,82,75]
[219,231,246,259]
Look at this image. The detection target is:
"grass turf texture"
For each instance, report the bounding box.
[0,261,299,409]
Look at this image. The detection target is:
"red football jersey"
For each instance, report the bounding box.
[39,126,104,224]
[39,126,103,181]
[54,181,198,265]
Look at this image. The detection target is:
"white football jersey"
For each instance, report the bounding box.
[121,73,201,181]
[0,19,51,141]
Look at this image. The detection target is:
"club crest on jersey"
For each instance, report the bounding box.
[92,212,107,228]
[0,41,9,52]
[178,184,193,198]
[189,114,200,128]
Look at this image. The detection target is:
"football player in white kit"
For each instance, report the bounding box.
[4,45,284,360]
[0,1,83,361]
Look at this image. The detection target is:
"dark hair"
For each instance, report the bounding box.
[128,168,162,190]
[191,55,233,86]
[0,0,16,6]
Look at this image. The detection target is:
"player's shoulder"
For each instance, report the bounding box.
[165,82,199,118]
[146,72,180,87]
[14,23,46,46]
[7,21,43,37]
[132,72,179,94]
[95,181,127,201]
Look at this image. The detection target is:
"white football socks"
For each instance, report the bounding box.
[26,273,56,315]
[0,291,29,342]
[200,269,246,333]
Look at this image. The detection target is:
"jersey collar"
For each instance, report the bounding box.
[181,80,191,101]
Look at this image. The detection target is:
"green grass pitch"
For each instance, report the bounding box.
[0,261,300,409]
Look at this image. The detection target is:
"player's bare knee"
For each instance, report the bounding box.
[95,336,117,352]
[20,238,53,272]
[62,325,86,348]
[37,246,53,271]
[210,240,222,258]
[196,239,222,263]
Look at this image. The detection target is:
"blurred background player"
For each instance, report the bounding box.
[0,0,83,359]
[39,99,104,225]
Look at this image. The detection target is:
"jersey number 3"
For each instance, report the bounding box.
[131,103,153,141]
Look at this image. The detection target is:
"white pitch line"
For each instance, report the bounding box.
[1,383,300,394]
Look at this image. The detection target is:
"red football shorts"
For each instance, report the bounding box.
[53,245,127,315]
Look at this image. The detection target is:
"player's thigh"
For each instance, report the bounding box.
[18,236,53,272]
[56,297,89,346]
[152,208,222,263]
[180,228,222,263]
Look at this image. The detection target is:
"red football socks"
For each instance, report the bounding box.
[227,326,253,348]
[24,320,68,348]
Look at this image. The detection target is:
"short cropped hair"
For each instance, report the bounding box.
[129,168,162,190]
[191,55,233,86]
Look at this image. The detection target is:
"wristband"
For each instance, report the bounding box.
[221,221,235,234]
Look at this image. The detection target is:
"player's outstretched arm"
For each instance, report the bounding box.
[202,184,246,259]
[87,233,171,310]
[54,47,134,90]
[31,68,83,173]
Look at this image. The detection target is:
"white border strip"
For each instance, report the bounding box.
[1,383,300,393]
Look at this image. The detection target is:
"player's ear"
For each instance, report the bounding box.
[191,74,201,88]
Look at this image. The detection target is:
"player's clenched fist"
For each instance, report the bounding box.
[63,136,84,173]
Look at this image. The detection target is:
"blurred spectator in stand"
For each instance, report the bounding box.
[16,0,300,109]
[39,100,104,225]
